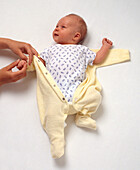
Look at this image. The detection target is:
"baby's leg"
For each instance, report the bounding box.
[44,109,66,159]
[35,58,68,159]
[38,86,67,159]
[75,113,96,130]
[75,88,101,130]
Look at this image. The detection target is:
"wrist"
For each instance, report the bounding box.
[0,38,12,49]
[102,43,112,50]
[5,39,14,49]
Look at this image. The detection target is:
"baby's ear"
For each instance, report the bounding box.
[73,32,81,42]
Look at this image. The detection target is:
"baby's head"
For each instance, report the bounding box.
[53,14,87,45]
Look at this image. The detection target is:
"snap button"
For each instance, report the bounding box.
[45,72,48,75]
[62,98,65,100]
[38,60,40,62]
[53,85,56,87]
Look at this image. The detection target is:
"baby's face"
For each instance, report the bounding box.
[53,16,79,44]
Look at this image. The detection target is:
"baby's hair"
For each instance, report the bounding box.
[65,14,87,43]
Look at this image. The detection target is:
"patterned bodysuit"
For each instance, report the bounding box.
[40,44,96,102]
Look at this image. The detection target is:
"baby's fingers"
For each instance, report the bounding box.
[106,39,113,46]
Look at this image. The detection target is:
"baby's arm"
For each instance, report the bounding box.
[93,38,113,64]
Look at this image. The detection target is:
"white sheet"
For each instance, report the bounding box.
[0,0,140,169]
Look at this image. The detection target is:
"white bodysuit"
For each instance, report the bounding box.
[40,44,96,102]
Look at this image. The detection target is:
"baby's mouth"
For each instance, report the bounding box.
[54,33,59,36]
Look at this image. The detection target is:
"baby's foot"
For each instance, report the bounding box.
[75,114,96,130]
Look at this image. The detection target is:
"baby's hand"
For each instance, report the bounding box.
[102,38,113,48]
[17,60,27,70]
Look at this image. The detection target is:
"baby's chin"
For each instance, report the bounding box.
[53,36,60,44]
[53,37,77,45]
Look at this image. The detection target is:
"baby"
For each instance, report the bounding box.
[17,14,113,158]
[18,14,112,103]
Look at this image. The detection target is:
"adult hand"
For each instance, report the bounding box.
[0,59,27,86]
[7,39,38,65]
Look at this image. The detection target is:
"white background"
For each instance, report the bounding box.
[0,0,140,170]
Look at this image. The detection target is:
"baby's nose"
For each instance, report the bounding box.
[55,27,59,31]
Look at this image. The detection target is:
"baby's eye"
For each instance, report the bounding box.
[62,26,66,28]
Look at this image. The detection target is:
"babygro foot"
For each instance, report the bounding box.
[51,142,64,159]
[75,114,96,130]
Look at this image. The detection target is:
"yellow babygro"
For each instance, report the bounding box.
[27,49,130,159]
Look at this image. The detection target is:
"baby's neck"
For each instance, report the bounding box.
[57,42,79,45]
